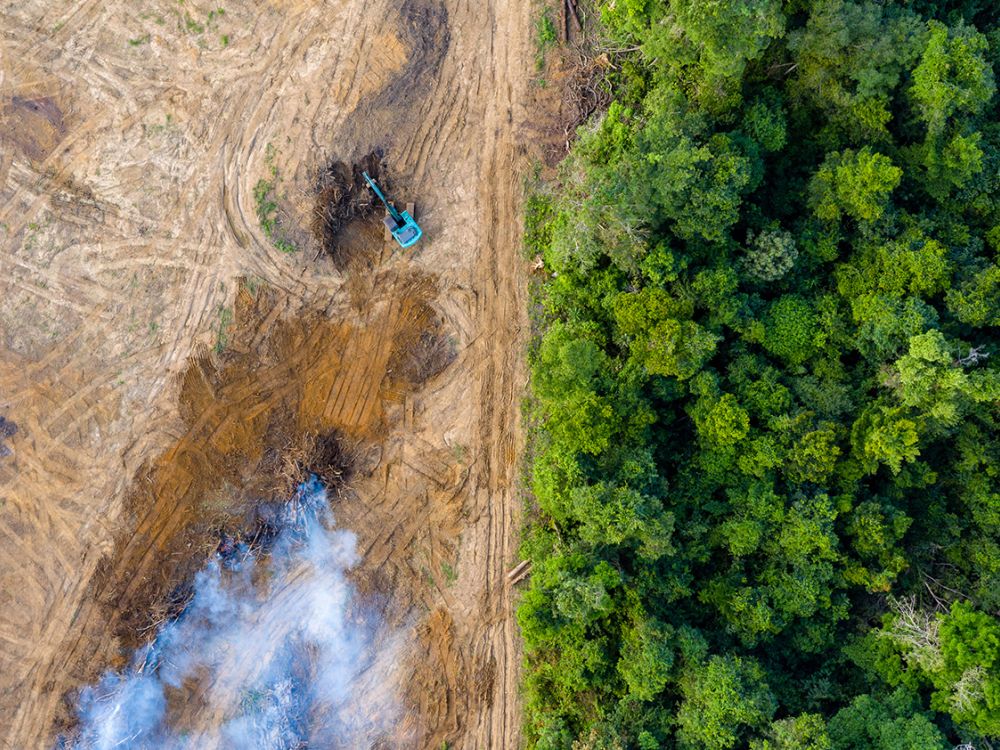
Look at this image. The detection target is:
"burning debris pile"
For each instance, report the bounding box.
[235,679,304,750]
[60,478,402,750]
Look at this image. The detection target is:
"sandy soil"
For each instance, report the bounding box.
[0,0,537,744]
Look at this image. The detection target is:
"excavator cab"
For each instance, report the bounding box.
[381,213,420,246]
[363,172,422,249]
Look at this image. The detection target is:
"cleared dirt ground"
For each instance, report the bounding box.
[0,0,537,745]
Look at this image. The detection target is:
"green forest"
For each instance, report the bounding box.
[518,0,1000,748]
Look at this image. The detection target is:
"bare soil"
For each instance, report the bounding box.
[0,0,553,744]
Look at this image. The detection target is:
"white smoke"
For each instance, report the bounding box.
[66,478,403,750]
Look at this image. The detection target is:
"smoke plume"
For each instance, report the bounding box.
[64,478,402,750]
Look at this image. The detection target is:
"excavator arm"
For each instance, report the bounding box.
[362,172,422,249]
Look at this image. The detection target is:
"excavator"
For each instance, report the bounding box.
[362,172,422,248]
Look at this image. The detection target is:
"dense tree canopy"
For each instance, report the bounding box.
[520,0,1000,748]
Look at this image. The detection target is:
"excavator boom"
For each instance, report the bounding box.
[362,172,402,223]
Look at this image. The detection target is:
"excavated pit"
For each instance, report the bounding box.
[311,151,389,270]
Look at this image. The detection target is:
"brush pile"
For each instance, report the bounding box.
[311,151,385,269]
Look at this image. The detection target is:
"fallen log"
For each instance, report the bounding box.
[507,559,532,585]
[566,0,582,33]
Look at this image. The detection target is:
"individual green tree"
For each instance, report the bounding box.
[531,442,583,522]
[640,240,688,287]
[532,717,574,750]
[676,133,762,242]
[549,105,649,272]
[737,435,786,479]
[888,330,1000,433]
[844,608,932,695]
[876,595,946,675]
[542,262,624,333]
[691,392,750,448]
[841,499,912,592]
[534,324,607,401]
[614,0,785,112]
[667,0,786,87]
[518,545,595,646]
[946,262,1000,327]
[614,288,721,380]
[750,714,832,750]
[785,424,841,484]
[761,295,818,365]
[692,265,744,330]
[570,723,630,750]
[931,601,1000,734]
[893,330,969,427]
[964,367,1000,403]
[908,131,985,200]
[985,224,999,252]
[712,482,786,558]
[834,220,951,359]
[963,536,1000,612]
[838,225,951,300]
[569,482,675,560]
[727,353,792,419]
[873,600,1000,735]
[850,405,921,475]
[792,374,854,420]
[639,88,763,240]
[533,324,617,455]
[552,561,620,625]
[826,688,948,750]
[785,0,925,144]
[808,147,903,223]
[953,130,1000,229]
[909,20,996,138]
[517,545,622,741]
[953,423,1000,540]
[706,487,846,645]
[744,96,788,152]
[645,133,761,242]
[743,228,798,282]
[617,615,675,702]
[676,655,777,750]
[758,491,842,633]
[959,470,1000,536]
[848,293,939,362]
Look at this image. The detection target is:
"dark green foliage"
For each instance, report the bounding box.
[947,263,1000,326]
[744,98,788,154]
[602,0,786,113]
[826,688,947,750]
[785,0,926,146]
[520,1,1000,748]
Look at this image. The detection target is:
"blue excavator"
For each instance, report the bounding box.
[362,172,422,248]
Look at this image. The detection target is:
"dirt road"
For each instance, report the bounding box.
[0,0,532,745]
